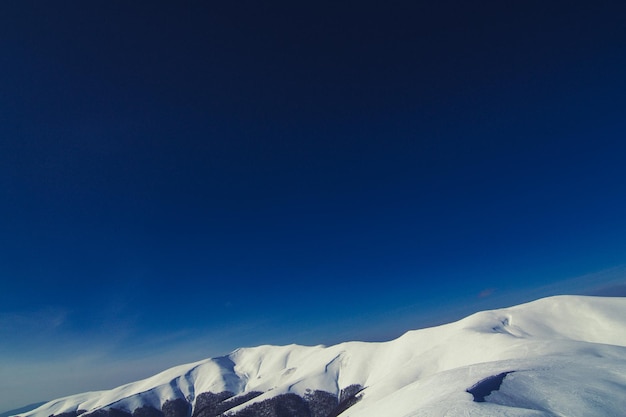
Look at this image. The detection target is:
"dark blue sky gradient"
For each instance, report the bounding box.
[2,1,626,409]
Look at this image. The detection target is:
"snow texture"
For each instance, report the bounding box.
[15,296,626,417]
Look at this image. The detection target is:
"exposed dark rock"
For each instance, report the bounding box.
[467,372,514,402]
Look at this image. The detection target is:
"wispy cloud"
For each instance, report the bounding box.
[0,308,68,333]
[521,265,626,299]
[477,288,495,298]
[583,283,626,297]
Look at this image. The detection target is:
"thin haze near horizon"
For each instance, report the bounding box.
[2,1,626,412]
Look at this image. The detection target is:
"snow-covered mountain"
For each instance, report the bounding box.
[17,296,626,417]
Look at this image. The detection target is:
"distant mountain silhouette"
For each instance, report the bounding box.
[1,402,47,417]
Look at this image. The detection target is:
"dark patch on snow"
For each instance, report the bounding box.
[467,372,514,402]
[491,318,509,333]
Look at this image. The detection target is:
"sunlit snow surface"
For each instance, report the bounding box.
[18,296,626,417]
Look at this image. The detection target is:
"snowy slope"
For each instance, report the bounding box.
[17,296,626,417]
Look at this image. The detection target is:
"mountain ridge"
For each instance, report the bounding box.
[0,403,47,417]
[16,295,626,417]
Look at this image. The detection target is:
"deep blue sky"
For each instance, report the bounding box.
[2,1,626,411]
